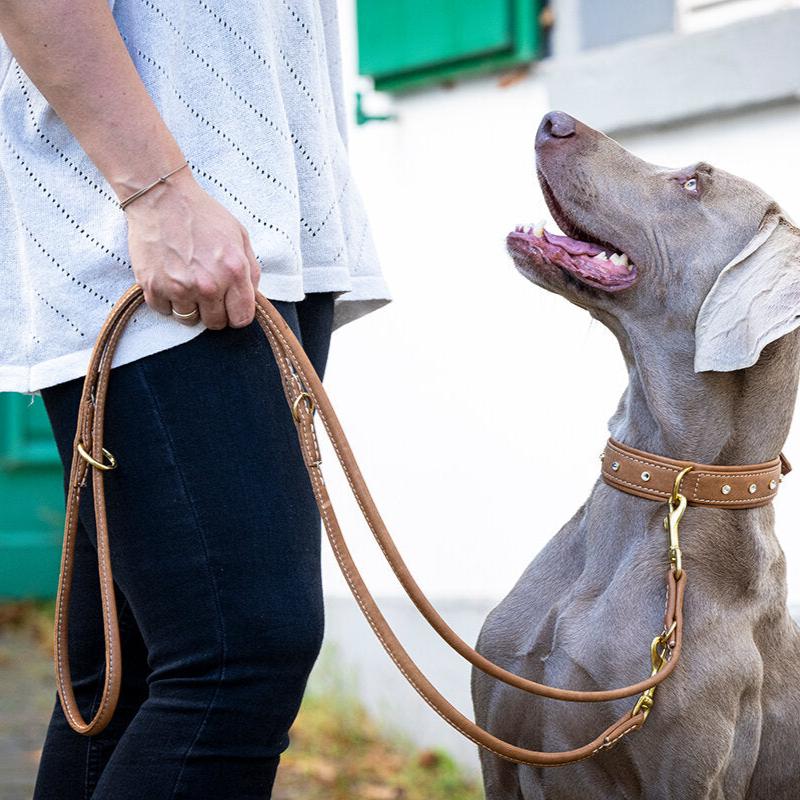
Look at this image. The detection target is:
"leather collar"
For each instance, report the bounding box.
[601,437,791,508]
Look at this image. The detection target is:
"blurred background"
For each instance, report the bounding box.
[3,0,800,796]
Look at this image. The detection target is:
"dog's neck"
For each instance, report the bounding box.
[596,331,800,600]
[607,328,800,467]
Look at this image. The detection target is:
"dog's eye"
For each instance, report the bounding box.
[683,177,698,192]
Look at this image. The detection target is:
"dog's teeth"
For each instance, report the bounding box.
[609,253,629,266]
[593,252,608,261]
[533,224,544,237]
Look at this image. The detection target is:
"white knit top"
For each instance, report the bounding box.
[0,0,389,396]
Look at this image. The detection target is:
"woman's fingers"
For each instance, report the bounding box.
[219,228,259,328]
[150,261,252,329]
[144,285,174,317]
[195,278,228,330]
[241,227,262,293]
[223,249,257,328]
[224,278,255,328]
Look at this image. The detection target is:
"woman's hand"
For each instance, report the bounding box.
[124,168,261,328]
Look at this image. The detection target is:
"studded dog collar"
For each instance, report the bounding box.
[601,437,791,508]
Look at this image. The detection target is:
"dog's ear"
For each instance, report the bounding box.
[694,209,800,372]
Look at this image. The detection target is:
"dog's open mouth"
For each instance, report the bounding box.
[507,177,638,293]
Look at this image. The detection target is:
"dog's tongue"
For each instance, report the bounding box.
[507,222,637,292]
[542,229,606,257]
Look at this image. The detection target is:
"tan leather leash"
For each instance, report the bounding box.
[53,284,789,766]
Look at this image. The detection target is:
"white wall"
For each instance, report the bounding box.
[324,2,800,609]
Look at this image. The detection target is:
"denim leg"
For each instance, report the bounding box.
[32,525,151,800]
[34,295,334,799]
[296,292,334,376]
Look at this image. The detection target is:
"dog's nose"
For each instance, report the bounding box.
[536,111,577,147]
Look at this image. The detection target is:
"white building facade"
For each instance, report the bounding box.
[311,0,800,772]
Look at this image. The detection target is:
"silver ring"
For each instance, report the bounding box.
[171,305,199,320]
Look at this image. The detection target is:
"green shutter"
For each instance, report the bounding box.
[0,394,64,600]
[357,0,542,91]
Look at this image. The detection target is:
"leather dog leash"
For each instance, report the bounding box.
[53,284,789,767]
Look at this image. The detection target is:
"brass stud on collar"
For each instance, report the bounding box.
[721,484,732,495]
[769,478,778,490]
[611,461,620,471]
[641,471,651,482]
[748,483,757,494]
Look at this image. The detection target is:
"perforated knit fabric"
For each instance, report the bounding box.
[0,0,390,395]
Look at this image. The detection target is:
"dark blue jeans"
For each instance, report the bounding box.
[34,293,334,800]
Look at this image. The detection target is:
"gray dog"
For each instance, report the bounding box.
[471,111,800,799]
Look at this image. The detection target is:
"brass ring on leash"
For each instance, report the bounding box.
[291,391,315,422]
[76,441,117,471]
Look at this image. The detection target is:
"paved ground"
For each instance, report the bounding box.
[0,624,301,800]
[0,628,54,800]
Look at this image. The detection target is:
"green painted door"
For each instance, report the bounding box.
[0,393,65,600]
[357,0,542,91]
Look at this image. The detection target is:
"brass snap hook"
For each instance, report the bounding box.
[670,465,694,507]
[630,621,677,723]
[663,465,693,579]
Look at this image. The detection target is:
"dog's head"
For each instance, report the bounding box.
[508,111,800,376]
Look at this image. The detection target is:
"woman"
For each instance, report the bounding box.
[0,1,389,797]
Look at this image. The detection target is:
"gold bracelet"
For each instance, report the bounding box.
[119,161,190,211]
